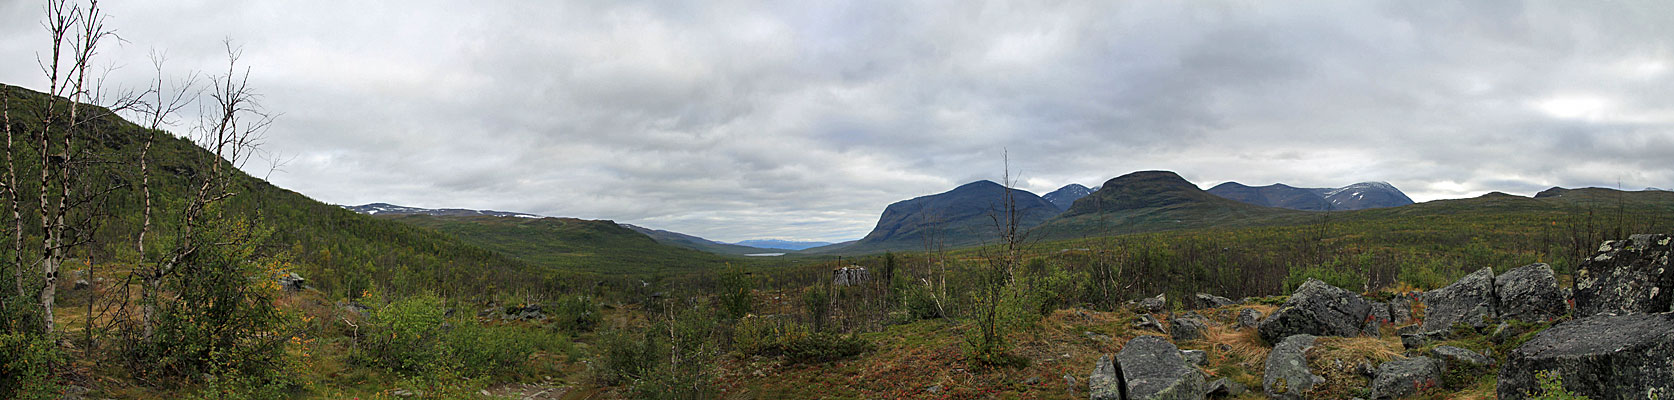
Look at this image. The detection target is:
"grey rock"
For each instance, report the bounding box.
[1363,301,1393,336]
[1085,331,1112,343]
[1118,335,1205,400]
[1390,296,1416,325]
[925,384,942,394]
[1180,349,1207,366]
[1236,308,1263,329]
[1205,378,1246,397]
[1429,345,1493,369]
[1420,267,1496,334]
[1024,376,1041,385]
[276,272,307,292]
[1263,334,1324,400]
[1498,312,1674,400]
[1495,263,1567,322]
[1257,279,1372,343]
[1135,314,1166,333]
[1573,235,1674,316]
[1195,293,1236,308]
[1171,317,1208,341]
[1138,293,1168,313]
[73,279,90,290]
[1369,356,1443,400]
[1089,354,1123,400]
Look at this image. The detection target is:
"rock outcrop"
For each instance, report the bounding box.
[1573,234,1674,316]
[1138,293,1168,313]
[1257,279,1371,343]
[1495,263,1567,322]
[1420,267,1496,334]
[1362,301,1393,335]
[1368,356,1443,400]
[1171,317,1208,341]
[1089,354,1124,400]
[1205,378,1246,397]
[1498,312,1674,400]
[1117,335,1205,400]
[1195,293,1236,308]
[1263,334,1323,400]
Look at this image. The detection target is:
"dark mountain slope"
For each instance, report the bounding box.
[816,180,1060,254]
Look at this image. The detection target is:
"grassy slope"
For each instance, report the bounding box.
[377,214,760,274]
[623,224,780,255]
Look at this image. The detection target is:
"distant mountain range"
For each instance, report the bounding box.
[1206,181,1414,211]
[732,239,832,250]
[1043,184,1098,211]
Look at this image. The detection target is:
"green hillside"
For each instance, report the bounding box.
[375,214,749,274]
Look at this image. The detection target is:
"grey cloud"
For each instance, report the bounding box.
[3,1,1674,242]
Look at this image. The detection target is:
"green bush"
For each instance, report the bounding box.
[551,295,602,333]
[802,286,831,332]
[782,331,870,364]
[593,302,718,399]
[592,328,662,386]
[0,332,62,400]
[716,264,754,319]
[447,322,535,377]
[357,294,534,379]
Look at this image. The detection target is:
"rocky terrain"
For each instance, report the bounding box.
[1078,234,1674,400]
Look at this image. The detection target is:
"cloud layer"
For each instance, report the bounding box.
[3,1,1673,242]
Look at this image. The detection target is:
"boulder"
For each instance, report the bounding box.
[1498,312,1674,400]
[832,266,870,286]
[499,304,546,321]
[1205,378,1246,397]
[1089,354,1123,400]
[1236,308,1263,329]
[1171,317,1208,341]
[1195,293,1236,308]
[1420,267,1496,334]
[1368,356,1443,400]
[336,300,371,318]
[1495,263,1567,322]
[1257,279,1372,343]
[1263,334,1324,400]
[1117,335,1205,400]
[73,279,90,290]
[1573,234,1674,316]
[1429,345,1493,369]
[1137,293,1168,313]
[1362,301,1393,336]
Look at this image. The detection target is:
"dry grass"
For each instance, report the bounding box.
[1304,336,1404,399]
[1202,325,1270,371]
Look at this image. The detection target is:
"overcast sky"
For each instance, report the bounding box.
[3,1,1673,243]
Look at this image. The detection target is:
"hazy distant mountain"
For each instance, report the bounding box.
[1043,184,1098,211]
[816,180,1060,254]
[1206,181,1414,211]
[621,224,776,255]
[345,203,542,218]
[1205,182,1331,211]
[733,239,832,250]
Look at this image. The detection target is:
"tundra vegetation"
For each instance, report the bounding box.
[5,2,1674,399]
